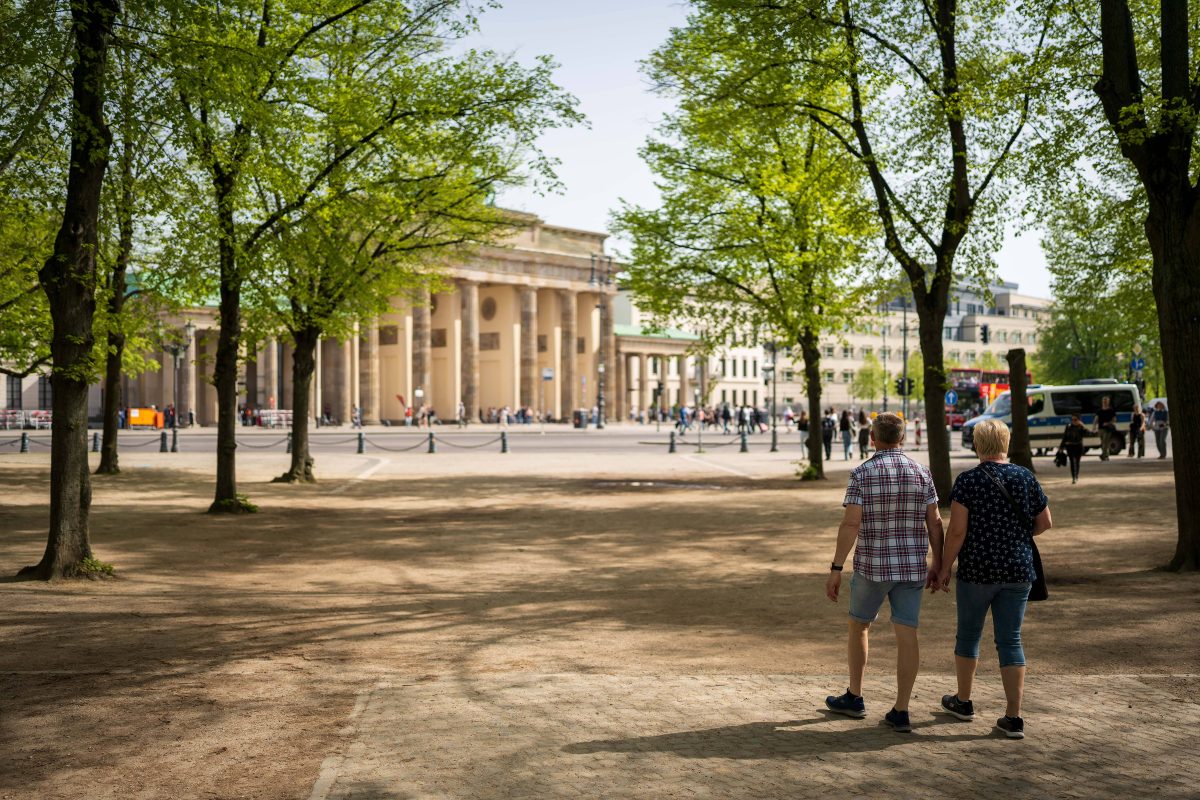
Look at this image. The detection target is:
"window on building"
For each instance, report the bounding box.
[37,376,52,410]
[966,351,976,364]
[842,346,853,359]
[720,358,727,376]
[721,390,727,403]
[1028,333,1037,344]
[752,360,758,378]
[742,358,748,376]
[1012,332,1022,343]
[5,376,21,409]
[997,330,1007,343]
[881,325,890,337]
[861,346,873,358]
[783,396,795,404]
[880,346,890,360]
[823,345,835,358]
[783,369,795,381]
[842,370,854,384]
[949,350,960,362]
[823,370,835,384]
[944,327,955,340]
[742,390,748,404]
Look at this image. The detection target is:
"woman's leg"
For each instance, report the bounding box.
[992,583,1031,717]
[954,581,992,701]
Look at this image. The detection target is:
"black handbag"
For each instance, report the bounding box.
[1054,449,1067,468]
[980,463,1048,601]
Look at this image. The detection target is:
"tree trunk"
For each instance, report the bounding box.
[1146,197,1200,571]
[799,328,825,479]
[1006,348,1034,472]
[208,191,246,513]
[22,0,119,579]
[96,129,134,476]
[275,326,318,483]
[915,305,951,505]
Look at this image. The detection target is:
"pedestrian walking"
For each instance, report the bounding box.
[822,408,836,460]
[1127,404,1145,458]
[936,418,1053,740]
[824,413,944,733]
[721,403,732,434]
[798,411,809,447]
[914,416,922,450]
[1094,396,1117,461]
[857,410,871,458]
[1057,414,1086,484]
[839,409,853,460]
[1151,401,1169,458]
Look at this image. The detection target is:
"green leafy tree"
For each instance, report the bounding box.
[672,0,1057,502]
[977,351,1002,371]
[852,352,885,405]
[614,42,876,478]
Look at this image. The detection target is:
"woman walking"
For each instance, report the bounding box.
[936,419,1053,740]
[1058,414,1087,484]
[1150,401,1169,458]
[1128,405,1146,458]
[839,409,853,460]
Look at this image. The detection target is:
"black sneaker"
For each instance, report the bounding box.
[884,707,912,733]
[824,689,866,718]
[940,694,975,721]
[995,715,1025,739]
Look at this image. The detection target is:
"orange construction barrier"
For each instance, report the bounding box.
[127,407,164,429]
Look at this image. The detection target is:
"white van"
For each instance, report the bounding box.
[961,383,1143,456]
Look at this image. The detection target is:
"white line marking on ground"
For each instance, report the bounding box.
[327,457,390,494]
[308,681,384,800]
[681,454,756,479]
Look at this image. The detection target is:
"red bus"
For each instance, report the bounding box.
[946,367,1031,429]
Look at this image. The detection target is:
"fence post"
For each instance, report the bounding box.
[159,431,168,453]
[500,431,509,453]
[740,431,749,453]
[286,432,292,454]
[770,428,778,453]
[91,432,100,452]
[668,431,676,453]
[20,432,29,453]
[357,432,365,454]
[427,432,436,454]
[171,428,178,453]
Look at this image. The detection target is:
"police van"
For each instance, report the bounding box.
[961,382,1143,456]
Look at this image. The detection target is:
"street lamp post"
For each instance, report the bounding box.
[764,342,779,452]
[165,320,196,428]
[882,316,889,412]
[590,253,613,430]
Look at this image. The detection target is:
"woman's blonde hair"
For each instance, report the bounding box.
[973,418,1011,458]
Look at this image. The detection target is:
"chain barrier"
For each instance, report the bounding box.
[118,436,162,448]
[361,436,429,453]
[234,437,290,449]
[27,437,52,447]
[0,438,20,448]
[433,435,504,450]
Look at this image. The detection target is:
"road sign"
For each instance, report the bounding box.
[1132,343,1143,355]
[944,389,958,406]
[542,367,554,381]
[1131,357,1145,371]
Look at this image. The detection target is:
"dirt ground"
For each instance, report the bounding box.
[0,448,1197,799]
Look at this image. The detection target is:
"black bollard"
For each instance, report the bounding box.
[428,432,436,454]
[740,431,749,453]
[160,431,168,453]
[357,432,365,454]
[286,432,292,453]
[770,429,778,453]
[500,431,509,453]
[669,431,677,453]
[171,428,178,453]
[92,432,100,452]
[20,432,29,453]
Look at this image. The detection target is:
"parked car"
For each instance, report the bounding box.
[961,383,1142,455]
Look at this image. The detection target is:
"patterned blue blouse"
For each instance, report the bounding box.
[950,462,1047,584]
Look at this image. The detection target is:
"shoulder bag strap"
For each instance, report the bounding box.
[979,463,1032,533]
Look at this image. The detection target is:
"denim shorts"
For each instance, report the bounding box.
[954,580,1031,667]
[848,571,925,628]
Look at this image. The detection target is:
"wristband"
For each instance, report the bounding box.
[830,563,844,572]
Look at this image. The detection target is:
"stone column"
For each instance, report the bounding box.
[460,281,479,420]
[638,352,650,414]
[519,286,538,408]
[360,323,381,424]
[338,338,353,424]
[613,348,624,421]
[559,290,576,415]
[313,338,322,424]
[679,354,690,407]
[412,288,431,410]
[600,292,614,422]
[263,339,279,409]
[178,324,197,426]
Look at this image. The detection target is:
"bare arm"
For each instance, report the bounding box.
[937,501,969,588]
[925,502,945,589]
[1033,505,1052,537]
[826,504,862,602]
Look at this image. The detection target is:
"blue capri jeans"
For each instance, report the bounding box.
[954,580,1032,668]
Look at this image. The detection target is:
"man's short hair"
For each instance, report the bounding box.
[871,412,905,446]
[973,418,1010,458]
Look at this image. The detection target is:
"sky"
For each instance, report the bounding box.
[464,0,1053,298]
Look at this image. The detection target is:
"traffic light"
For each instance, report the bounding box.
[980,324,990,344]
[904,378,914,395]
[895,378,906,396]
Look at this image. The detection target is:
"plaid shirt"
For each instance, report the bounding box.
[843,449,938,582]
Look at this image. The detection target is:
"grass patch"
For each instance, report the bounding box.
[65,557,116,579]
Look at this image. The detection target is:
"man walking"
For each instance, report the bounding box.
[824,413,944,733]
